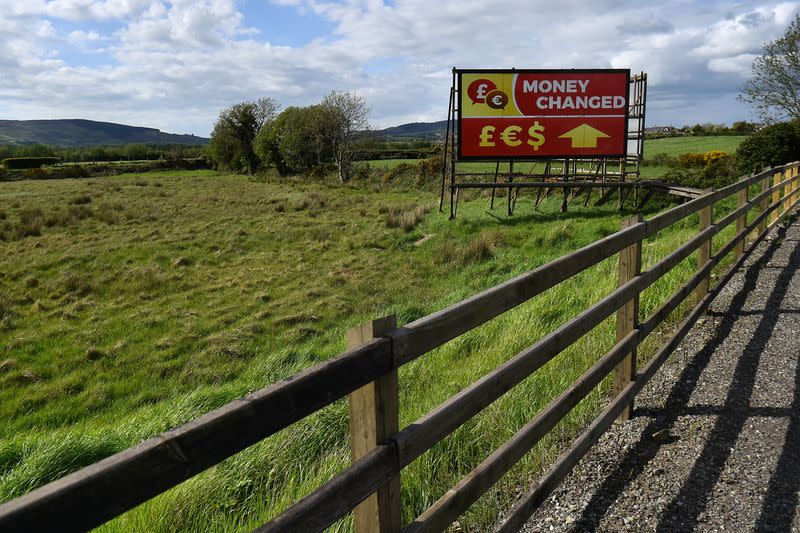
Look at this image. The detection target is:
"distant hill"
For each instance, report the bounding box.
[374,120,448,142]
[0,119,208,147]
[0,117,445,148]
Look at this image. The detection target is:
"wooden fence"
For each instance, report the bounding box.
[2,163,800,533]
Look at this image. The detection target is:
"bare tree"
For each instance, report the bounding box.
[739,15,800,124]
[320,91,370,182]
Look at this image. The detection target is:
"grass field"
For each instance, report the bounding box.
[645,135,744,157]
[366,135,747,181]
[0,164,744,530]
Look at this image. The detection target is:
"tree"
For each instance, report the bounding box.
[731,121,756,134]
[208,97,279,173]
[735,121,800,173]
[320,91,370,182]
[255,105,332,175]
[739,15,800,123]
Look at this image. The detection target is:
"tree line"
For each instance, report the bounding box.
[0,143,205,163]
[207,91,369,181]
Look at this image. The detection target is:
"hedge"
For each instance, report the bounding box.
[2,157,61,170]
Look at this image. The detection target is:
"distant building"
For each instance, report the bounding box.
[644,126,676,134]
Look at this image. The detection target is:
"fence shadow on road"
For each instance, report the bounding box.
[570,225,800,532]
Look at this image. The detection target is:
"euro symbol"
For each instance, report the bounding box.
[485,89,508,109]
[500,126,522,147]
[479,125,495,147]
[527,122,545,150]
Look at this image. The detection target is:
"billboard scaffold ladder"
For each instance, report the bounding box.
[439,68,648,219]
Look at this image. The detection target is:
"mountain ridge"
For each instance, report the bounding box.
[0,118,450,147]
[0,119,209,147]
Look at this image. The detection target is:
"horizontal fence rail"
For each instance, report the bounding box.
[1,162,799,533]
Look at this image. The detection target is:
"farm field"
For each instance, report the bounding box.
[0,169,742,530]
[645,134,744,157]
[366,135,746,181]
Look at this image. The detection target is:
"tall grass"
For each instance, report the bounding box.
[0,169,745,531]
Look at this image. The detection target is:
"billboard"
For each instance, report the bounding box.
[457,69,630,160]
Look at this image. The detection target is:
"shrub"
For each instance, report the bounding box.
[2,157,60,170]
[416,154,444,186]
[60,165,89,179]
[381,163,415,183]
[677,153,706,168]
[736,121,800,174]
[22,168,49,180]
[700,155,737,189]
[703,150,728,164]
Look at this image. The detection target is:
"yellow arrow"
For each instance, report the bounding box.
[558,124,610,148]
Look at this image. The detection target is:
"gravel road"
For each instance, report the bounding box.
[519,220,800,533]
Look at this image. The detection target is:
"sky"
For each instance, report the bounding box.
[0,0,797,137]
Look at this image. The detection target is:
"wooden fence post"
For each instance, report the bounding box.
[696,202,713,304]
[759,173,770,236]
[614,213,642,421]
[735,177,748,260]
[348,316,401,533]
[783,167,791,217]
[771,170,782,225]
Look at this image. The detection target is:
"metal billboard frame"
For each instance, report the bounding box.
[439,68,648,219]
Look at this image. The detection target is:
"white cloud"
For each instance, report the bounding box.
[0,0,798,134]
[44,0,154,21]
[67,29,106,42]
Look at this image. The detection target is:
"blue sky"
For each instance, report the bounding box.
[0,1,797,136]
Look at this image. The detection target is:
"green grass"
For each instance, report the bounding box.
[0,170,740,531]
[367,135,746,182]
[644,135,744,157]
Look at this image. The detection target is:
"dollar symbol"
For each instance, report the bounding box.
[527,122,545,150]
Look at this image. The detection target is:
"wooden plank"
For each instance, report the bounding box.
[644,167,772,236]
[618,187,631,211]
[391,223,647,365]
[593,186,619,206]
[772,170,782,225]
[402,330,640,533]
[636,189,655,209]
[256,444,398,533]
[695,204,713,304]
[494,223,768,533]
[614,214,642,421]
[784,166,793,217]
[641,200,775,339]
[0,337,393,533]
[455,181,637,189]
[394,211,724,468]
[735,177,748,260]
[395,276,641,464]
[348,317,401,533]
[508,161,515,216]
[759,174,770,237]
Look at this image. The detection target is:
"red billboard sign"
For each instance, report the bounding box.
[457,69,630,160]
